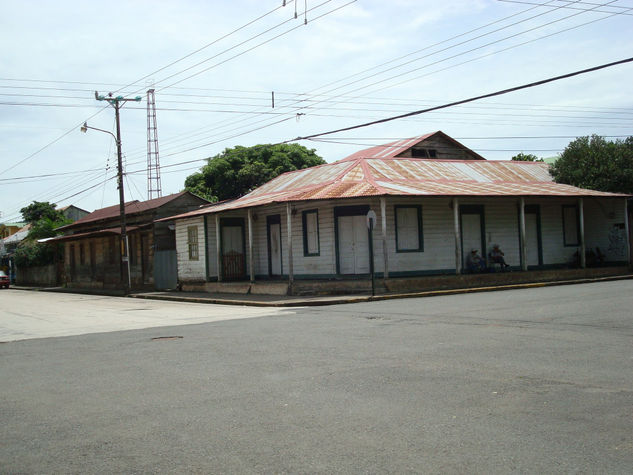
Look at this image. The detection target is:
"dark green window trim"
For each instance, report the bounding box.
[562,204,580,247]
[302,209,320,257]
[394,205,424,252]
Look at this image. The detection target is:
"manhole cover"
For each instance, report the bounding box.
[151,336,183,341]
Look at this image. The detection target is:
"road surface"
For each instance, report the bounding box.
[1,281,632,473]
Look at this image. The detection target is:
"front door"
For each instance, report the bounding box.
[525,205,542,267]
[267,215,282,277]
[460,206,485,268]
[221,218,245,280]
[338,215,369,274]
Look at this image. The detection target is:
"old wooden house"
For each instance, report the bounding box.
[50,192,208,290]
[163,132,631,294]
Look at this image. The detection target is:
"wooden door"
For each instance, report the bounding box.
[269,222,282,276]
[221,223,245,280]
[338,215,369,274]
[525,207,542,267]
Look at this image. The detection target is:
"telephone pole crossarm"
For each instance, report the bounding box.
[91,91,143,294]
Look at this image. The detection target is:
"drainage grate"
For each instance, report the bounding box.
[151,336,183,341]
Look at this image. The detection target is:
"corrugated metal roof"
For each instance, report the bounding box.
[162,137,627,221]
[43,225,148,243]
[58,191,194,230]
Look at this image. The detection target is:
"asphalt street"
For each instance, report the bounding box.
[1,281,632,473]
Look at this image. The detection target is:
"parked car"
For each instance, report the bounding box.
[0,270,9,288]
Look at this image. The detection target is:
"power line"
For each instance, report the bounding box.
[116,1,297,95]
[137,0,626,158]
[498,0,633,15]
[284,57,633,142]
[155,0,355,92]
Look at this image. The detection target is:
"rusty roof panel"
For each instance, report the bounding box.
[341,163,365,181]
[160,139,627,222]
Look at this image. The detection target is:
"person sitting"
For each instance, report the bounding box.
[489,244,510,269]
[466,248,486,273]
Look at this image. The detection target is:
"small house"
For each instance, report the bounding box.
[49,192,209,290]
[163,132,631,294]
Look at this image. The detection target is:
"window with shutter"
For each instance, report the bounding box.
[188,226,199,260]
[302,210,320,256]
[395,205,423,252]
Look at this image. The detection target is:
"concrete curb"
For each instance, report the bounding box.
[130,273,633,307]
[11,273,633,307]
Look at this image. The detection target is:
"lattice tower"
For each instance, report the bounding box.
[146,89,162,199]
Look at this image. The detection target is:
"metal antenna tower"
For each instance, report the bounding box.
[146,89,162,199]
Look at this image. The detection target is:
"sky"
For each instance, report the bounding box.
[1,0,632,222]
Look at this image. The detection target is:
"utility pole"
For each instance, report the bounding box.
[94,91,142,294]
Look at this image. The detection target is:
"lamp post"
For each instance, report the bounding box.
[81,92,141,294]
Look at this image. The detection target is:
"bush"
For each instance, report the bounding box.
[13,241,57,268]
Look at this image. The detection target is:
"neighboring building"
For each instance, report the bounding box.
[0,222,26,239]
[162,131,630,292]
[47,192,209,290]
[59,205,90,222]
[2,205,91,285]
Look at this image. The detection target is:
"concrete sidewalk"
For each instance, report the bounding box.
[12,270,633,307]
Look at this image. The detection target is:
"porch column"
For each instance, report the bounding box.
[579,198,586,269]
[203,215,209,281]
[286,202,294,290]
[453,198,461,275]
[625,198,631,265]
[519,198,528,271]
[215,214,222,282]
[380,197,388,280]
[248,208,255,283]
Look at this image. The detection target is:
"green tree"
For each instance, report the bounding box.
[511,152,543,162]
[20,201,64,224]
[15,201,70,267]
[184,143,326,202]
[550,135,633,194]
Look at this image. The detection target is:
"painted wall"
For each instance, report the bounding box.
[175,217,206,282]
[174,196,629,282]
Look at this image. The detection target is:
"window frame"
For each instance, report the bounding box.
[562,205,580,247]
[187,225,199,260]
[302,209,320,257]
[394,204,424,253]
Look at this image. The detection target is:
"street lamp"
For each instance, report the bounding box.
[80,112,136,294]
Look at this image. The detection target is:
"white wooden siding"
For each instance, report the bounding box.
[176,196,628,281]
[176,217,206,281]
[583,198,627,261]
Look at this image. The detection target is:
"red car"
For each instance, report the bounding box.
[0,270,9,289]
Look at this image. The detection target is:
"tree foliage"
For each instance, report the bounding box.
[511,152,543,162]
[184,143,326,202]
[20,201,64,224]
[15,201,70,267]
[13,240,57,267]
[550,135,633,194]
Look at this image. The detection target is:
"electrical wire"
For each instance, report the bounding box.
[282,57,633,142]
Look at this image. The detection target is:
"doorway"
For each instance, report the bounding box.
[460,205,485,268]
[524,205,543,267]
[267,215,282,277]
[335,205,370,275]
[220,217,246,280]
